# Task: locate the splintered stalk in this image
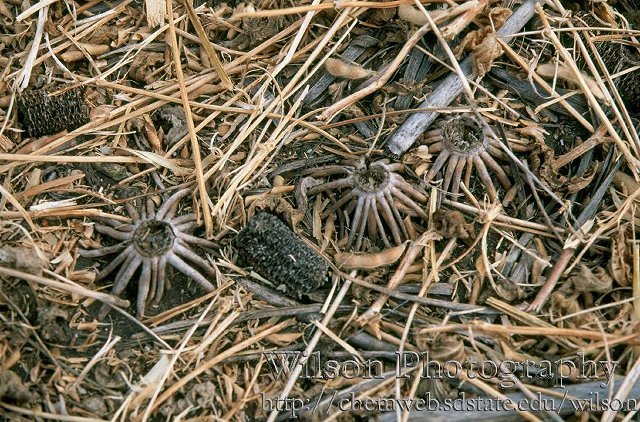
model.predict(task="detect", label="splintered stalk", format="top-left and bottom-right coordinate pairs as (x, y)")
top-left (527, 247), bottom-right (575, 313)
top-left (357, 231), bottom-right (440, 327)
top-left (634, 243), bottom-right (640, 320)
top-left (386, 0), bottom-right (541, 157)
top-left (182, 0), bottom-right (232, 90)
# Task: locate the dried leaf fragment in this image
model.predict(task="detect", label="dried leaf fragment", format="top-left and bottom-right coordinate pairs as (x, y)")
top-left (537, 62), bottom-right (606, 100)
top-left (478, 7), bottom-right (512, 29)
top-left (325, 58), bottom-right (373, 80)
top-left (130, 51), bottom-right (164, 85)
top-left (157, 106), bottom-right (188, 145)
top-left (472, 32), bottom-right (503, 77)
top-left (0, 246), bottom-right (47, 276)
top-left (457, 27), bottom-right (504, 77)
top-left (539, 157), bottom-right (598, 194)
top-left (564, 264), bottom-right (613, 293)
top-left (433, 210), bottom-right (475, 239)
top-left (334, 244), bottom-right (407, 270)
top-left (610, 225), bottom-right (632, 286)
top-left (551, 292), bottom-right (594, 327)
top-left (0, 369), bottom-right (31, 404)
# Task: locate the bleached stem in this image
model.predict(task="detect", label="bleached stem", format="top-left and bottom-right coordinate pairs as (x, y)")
top-left (17, 5), bottom-right (49, 90)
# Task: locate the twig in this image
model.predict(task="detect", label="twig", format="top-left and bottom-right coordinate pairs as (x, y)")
top-left (386, 0), bottom-right (541, 157)
top-left (166, 0), bottom-right (213, 237)
top-left (527, 159), bottom-right (622, 312)
top-left (266, 274), bottom-right (353, 422)
top-left (356, 231), bottom-right (440, 326)
top-left (17, 5), bottom-right (48, 89)
top-left (0, 266), bottom-right (128, 307)
top-left (183, 0), bottom-right (232, 89)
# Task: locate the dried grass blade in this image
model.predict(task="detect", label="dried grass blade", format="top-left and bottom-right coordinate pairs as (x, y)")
top-left (151, 319), bottom-right (293, 412)
top-left (634, 243), bottom-right (640, 320)
top-left (0, 265), bottom-right (129, 307)
top-left (182, 0), bottom-right (232, 89)
top-left (15, 173), bottom-right (84, 200)
top-left (0, 184), bottom-right (36, 232)
top-left (123, 148), bottom-right (190, 176)
top-left (601, 353), bottom-right (640, 422)
top-left (486, 297), bottom-right (574, 349)
top-left (267, 277), bottom-right (353, 422)
top-left (15, 0), bottom-right (56, 22)
top-left (536, 3), bottom-right (640, 175)
top-left (0, 154), bottom-right (145, 164)
top-left (17, 5), bottom-right (48, 89)
top-left (312, 320), bottom-right (363, 362)
top-left (166, 0), bottom-right (213, 237)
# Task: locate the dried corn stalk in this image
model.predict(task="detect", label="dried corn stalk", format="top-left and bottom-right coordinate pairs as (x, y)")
top-left (145, 0), bottom-right (166, 28)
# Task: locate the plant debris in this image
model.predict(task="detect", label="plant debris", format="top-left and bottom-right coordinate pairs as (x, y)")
top-left (0, 369), bottom-right (31, 405)
top-left (234, 212), bottom-right (328, 298)
top-left (0, 246), bottom-right (47, 275)
top-left (17, 85), bottom-right (90, 138)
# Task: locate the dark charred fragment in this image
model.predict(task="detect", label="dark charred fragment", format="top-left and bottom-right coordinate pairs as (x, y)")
top-left (17, 84), bottom-right (89, 138)
top-left (590, 40), bottom-right (640, 112)
top-left (574, 12), bottom-right (640, 112)
top-left (233, 212), bottom-right (328, 299)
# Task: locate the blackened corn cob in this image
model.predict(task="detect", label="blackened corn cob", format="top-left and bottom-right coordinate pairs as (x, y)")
top-left (593, 41), bottom-right (640, 112)
top-left (17, 84), bottom-right (89, 138)
top-left (575, 13), bottom-right (640, 112)
top-left (234, 212), bottom-right (328, 298)
top-left (616, 58), bottom-right (640, 113)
